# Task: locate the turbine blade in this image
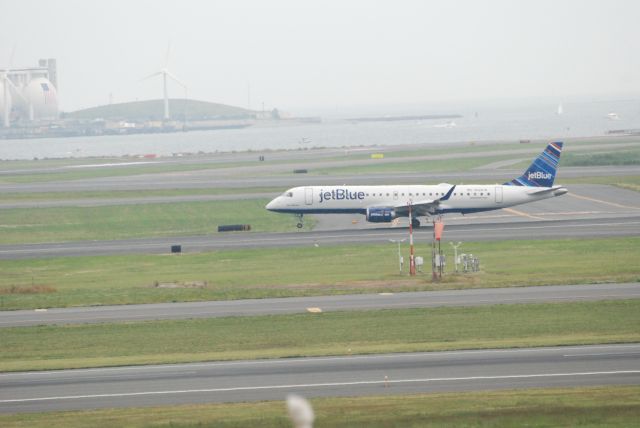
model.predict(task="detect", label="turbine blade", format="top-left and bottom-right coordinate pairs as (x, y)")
top-left (164, 40), bottom-right (172, 68)
top-left (139, 71), bottom-right (162, 82)
top-left (165, 71), bottom-right (186, 88)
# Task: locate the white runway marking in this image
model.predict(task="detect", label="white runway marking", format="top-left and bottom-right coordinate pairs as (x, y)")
top-left (3, 344), bottom-right (639, 378)
top-left (65, 162), bottom-right (164, 169)
top-left (2, 370), bottom-right (639, 404)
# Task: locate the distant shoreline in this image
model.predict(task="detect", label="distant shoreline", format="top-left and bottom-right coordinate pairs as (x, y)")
top-left (348, 114), bottom-right (462, 123)
top-left (1, 134), bottom-right (636, 163)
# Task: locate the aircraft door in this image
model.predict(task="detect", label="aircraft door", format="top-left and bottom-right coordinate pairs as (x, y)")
top-left (305, 187), bottom-right (313, 205)
top-left (495, 186), bottom-right (503, 203)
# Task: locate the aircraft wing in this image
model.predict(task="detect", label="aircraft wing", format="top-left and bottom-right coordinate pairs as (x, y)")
top-left (393, 185), bottom-right (456, 216)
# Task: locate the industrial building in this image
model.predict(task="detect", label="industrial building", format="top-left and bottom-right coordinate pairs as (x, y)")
top-left (1, 58), bottom-right (59, 127)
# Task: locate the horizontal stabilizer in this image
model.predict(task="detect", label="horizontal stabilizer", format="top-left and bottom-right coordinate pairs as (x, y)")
top-left (526, 185), bottom-right (563, 194)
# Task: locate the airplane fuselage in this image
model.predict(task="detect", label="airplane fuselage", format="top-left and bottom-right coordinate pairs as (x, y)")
top-left (266, 142), bottom-right (567, 226)
top-left (266, 183), bottom-right (567, 216)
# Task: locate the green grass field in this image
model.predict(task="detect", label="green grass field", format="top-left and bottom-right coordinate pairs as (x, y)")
top-left (1, 386), bottom-right (638, 427)
top-left (0, 161), bottom-right (259, 184)
top-left (0, 199), bottom-right (316, 244)
top-left (312, 153), bottom-right (522, 175)
top-left (314, 141), bottom-right (553, 162)
top-left (558, 175), bottom-right (640, 194)
top-left (1, 237), bottom-right (639, 310)
top-left (1, 299), bottom-right (638, 371)
top-left (509, 146), bottom-right (640, 171)
top-left (0, 186), bottom-right (282, 202)
top-left (562, 148), bottom-right (640, 166)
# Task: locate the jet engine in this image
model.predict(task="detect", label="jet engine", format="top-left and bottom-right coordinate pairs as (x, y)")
top-left (366, 206), bottom-right (397, 223)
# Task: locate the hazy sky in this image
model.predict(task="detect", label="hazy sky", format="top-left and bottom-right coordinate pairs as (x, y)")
top-left (2, 0), bottom-right (639, 113)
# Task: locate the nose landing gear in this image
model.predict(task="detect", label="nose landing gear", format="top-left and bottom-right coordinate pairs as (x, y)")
top-left (296, 213), bottom-right (304, 229)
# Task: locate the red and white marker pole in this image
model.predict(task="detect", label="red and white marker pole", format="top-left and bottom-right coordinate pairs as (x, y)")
top-left (408, 202), bottom-right (416, 276)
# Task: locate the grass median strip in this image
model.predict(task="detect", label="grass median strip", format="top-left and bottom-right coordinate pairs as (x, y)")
top-left (1, 237), bottom-right (639, 310)
top-left (312, 154), bottom-right (521, 175)
top-left (1, 299), bottom-right (639, 372)
top-left (1, 386), bottom-right (639, 427)
top-left (0, 162), bottom-right (253, 184)
top-left (0, 199), bottom-right (315, 244)
top-left (559, 174), bottom-right (640, 192)
top-left (0, 187), bottom-right (283, 203)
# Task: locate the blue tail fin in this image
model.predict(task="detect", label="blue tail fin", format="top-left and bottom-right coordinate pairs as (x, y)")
top-left (505, 142), bottom-right (563, 187)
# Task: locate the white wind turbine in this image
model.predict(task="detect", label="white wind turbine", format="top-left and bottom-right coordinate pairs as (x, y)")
top-left (141, 42), bottom-right (187, 121)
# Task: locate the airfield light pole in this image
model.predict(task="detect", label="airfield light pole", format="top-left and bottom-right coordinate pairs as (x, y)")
top-left (431, 218), bottom-right (437, 281)
top-left (408, 202), bottom-right (416, 276)
top-left (437, 217), bottom-right (443, 279)
top-left (389, 238), bottom-right (406, 274)
top-left (450, 241), bottom-right (462, 273)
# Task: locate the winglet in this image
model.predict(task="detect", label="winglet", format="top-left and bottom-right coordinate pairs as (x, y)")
top-left (439, 185), bottom-right (456, 201)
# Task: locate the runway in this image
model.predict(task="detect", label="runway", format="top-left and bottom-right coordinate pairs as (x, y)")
top-left (1, 215), bottom-right (639, 260)
top-left (1, 283), bottom-right (638, 328)
top-left (1, 165), bottom-right (638, 193)
top-left (1, 344), bottom-right (639, 413)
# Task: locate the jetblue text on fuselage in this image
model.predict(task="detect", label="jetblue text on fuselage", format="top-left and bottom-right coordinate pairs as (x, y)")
top-left (319, 188), bottom-right (366, 203)
top-left (528, 171), bottom-right (552, 180)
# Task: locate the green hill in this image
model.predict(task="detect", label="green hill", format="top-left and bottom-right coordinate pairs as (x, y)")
top-left (66, 99), bottom-right (254, 121)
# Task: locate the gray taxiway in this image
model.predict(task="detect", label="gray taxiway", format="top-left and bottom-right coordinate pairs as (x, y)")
top-left (1, 344), bottom-right (639, 413)
top-left (1, 283), bottom-right (638, 328)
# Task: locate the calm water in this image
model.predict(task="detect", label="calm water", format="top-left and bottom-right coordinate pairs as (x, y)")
top-left (1, 99), bottom-right (639, 160)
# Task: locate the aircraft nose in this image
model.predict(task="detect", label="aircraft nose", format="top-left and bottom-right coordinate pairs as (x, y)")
top-left (265, 198), bottom-right (278, 211)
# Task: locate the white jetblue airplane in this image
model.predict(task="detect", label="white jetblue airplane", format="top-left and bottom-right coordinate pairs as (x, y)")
top-left (266, 142), bottom-right (567, 228)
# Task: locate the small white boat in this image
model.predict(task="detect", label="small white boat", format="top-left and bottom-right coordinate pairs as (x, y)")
top-left (433, 121), bottom-right (457, 128)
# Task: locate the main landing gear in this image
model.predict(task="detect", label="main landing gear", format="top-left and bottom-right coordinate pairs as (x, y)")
top-left (296, 213), bottom-right (304, 229)
top-left (411, 217), bottom-right (421, 229)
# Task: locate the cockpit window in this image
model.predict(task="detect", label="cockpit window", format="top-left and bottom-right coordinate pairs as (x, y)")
top-left (283, 191), bottom-right (294, 197)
